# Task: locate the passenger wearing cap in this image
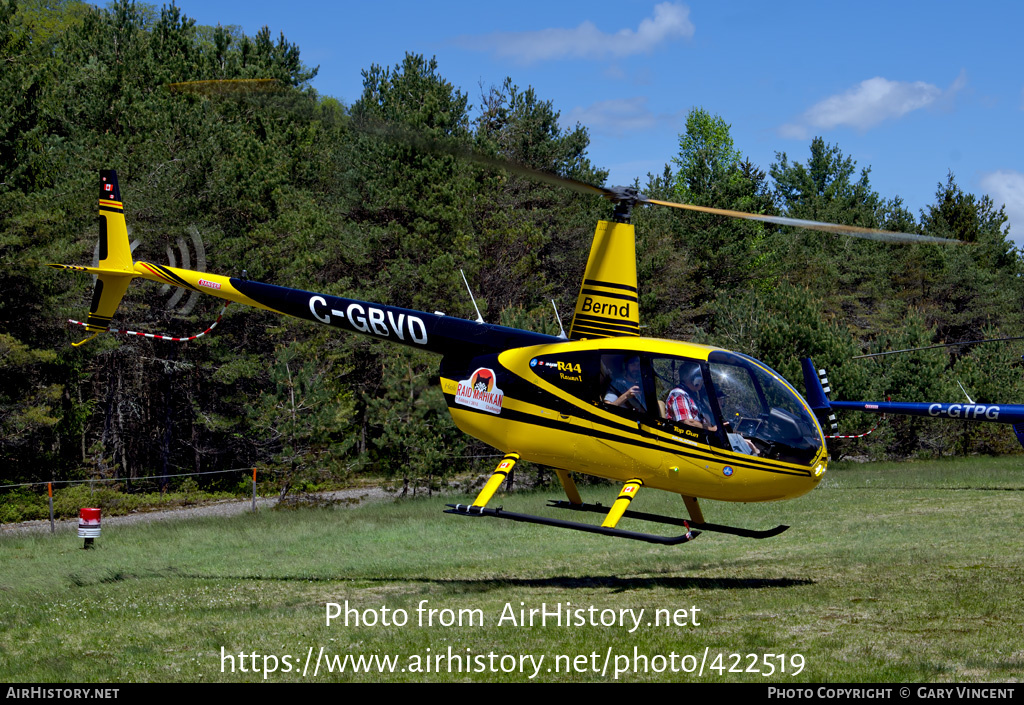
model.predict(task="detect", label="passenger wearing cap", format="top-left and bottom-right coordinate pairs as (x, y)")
top-left (665, 366), bottom-right (717, 432)
top-left (665, 364), bottom-right (760, 455)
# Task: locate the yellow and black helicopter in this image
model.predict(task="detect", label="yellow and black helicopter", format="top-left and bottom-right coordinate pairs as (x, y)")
top-left (52, 166), bottom-right (964, 545)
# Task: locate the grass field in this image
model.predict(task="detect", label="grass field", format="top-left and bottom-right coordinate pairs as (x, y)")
top-left (1, 457), bottom-right (1022, 683)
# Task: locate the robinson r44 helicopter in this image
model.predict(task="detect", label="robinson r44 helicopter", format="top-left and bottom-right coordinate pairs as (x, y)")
top-left (53, 167), bottom-right (966, 546)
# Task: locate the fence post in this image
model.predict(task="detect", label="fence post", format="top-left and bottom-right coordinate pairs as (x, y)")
top-left (251, 468), bottom-right (257, 512)
top-left (48, 482), bottom-right (54, 534)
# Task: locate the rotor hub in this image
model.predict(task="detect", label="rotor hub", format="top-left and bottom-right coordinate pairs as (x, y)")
top-left (604, 186), bottom-right (648, 223)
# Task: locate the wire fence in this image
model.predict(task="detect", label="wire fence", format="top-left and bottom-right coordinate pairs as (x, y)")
top-left (0, 467), bottom-right (257, 491)
top-left (3, 466), bottom-right (495, 530)
top-left (1, 452), bottom-right (511, 532)
top-left (0, 453), bottom-right (506, 491)
top-left (1, 467), bottom-right (265, 533)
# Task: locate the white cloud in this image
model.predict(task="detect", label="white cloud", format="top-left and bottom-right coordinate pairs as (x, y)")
top-left (565, 97), bottom-right (681, 137)
top-left (780, 71), bottom-right (966, 136)
top-left (806, 77), bottom-right (940, 131)
top-left (459, 3), bottom-right (694, 64)
top-left (980, 170), bottom-right (1024, 247)
top-left (777, 122), bottom-right (809, 140)
top-left (949, 68), bottom-right (968, 95)
top-left (567, 98), bottom-right (654, 133)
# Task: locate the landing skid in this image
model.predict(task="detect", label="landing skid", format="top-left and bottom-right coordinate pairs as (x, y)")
top-left (444, 503), bottom-right (700, 546)
top-left (546, 500), bottom-right (789, 539)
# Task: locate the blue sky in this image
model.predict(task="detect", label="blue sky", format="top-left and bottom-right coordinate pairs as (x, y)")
top-left (167, 0), bottom-right (1024, 245)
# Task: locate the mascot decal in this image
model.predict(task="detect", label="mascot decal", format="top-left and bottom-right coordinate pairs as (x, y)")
top-left (455, 367), bottom-right (505, 415)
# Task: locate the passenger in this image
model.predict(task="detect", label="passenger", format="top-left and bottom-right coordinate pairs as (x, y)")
top-left (666, 365), bottom-right (759, 455)
top-left (604, 355), bottom-right (645, 412)
top-left (665, 366), bottom-right (717, 432)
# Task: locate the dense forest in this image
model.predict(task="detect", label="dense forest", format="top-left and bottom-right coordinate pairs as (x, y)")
top-left (2, 0), bottom-right (1022, 510)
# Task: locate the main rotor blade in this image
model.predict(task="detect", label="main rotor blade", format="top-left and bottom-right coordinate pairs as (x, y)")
top-left (645, 199), bottom-right (954, 244)
top-left (353, 117), bottom-right (614, 198)
top-left (469, 150), bottom-right (955, 243)
top-left (351, 119), bottom-right (959, 244)
top-left (462, 150), bottom-right (611, 198)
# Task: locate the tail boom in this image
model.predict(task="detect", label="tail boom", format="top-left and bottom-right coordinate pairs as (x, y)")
top-left (130, 262), bottom-right (275, 313)
top-left (53, 170), bottom-right (561, 355)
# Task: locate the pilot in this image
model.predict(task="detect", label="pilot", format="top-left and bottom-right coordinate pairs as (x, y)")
top-left (665, 365), bottom-right (717, 432)
top-left (604, 355), bottom-right (645, 412)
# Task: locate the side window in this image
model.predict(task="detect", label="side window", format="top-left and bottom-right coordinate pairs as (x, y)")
top-left (650, 356), bottom-right (726, 447)
top-left (598, 353), bottom-right (649, 415)
top-left (651, 357), bottom-right (685, 417)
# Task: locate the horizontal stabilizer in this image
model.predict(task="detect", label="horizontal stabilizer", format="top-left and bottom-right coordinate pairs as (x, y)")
top-left (48, 264), bottom-right (137, 277)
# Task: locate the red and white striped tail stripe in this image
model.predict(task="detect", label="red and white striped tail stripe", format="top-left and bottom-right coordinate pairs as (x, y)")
top-left (68, 301), bottom-right (230, 342)
top-left (825, 419), bottom-right (882, 440)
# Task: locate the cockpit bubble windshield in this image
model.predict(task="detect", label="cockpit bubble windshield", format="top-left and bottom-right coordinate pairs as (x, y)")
top-left (707, 351), bottom-right (823, 466)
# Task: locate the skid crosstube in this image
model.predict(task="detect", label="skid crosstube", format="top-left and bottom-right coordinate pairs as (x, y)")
top-left (546, 500), bottom-right (789, 539)
top-left (444, 503), bottom-right (700, 546)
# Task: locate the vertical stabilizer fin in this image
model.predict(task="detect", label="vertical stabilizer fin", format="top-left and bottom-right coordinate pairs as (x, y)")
top-left (568, 220), bottom-right (640, 339)
top-left (801, 357), bottom-right (838, 434)
top-left (97, 170), bottom-right (134, 273)
top-left (50, 170), bottom-right (137, 344)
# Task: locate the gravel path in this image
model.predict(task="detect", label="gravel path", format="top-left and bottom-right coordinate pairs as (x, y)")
top-left (0, 486), bottom-right (401, 537)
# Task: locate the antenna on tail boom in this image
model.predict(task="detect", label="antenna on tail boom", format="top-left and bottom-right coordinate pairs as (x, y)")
top-left (460, 269), bottom-right (485, 324)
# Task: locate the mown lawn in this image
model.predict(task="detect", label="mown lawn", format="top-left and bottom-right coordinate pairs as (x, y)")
top-left (1, 456), bottom-right (1022, 682)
